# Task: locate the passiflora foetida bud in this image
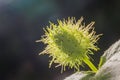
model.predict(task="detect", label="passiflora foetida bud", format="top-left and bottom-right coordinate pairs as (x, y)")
top-left (37, 17), bottom-right (102, 73)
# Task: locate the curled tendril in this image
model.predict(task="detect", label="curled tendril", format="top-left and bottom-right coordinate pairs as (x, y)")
top-left (37, 17), bottom-right (102, 73)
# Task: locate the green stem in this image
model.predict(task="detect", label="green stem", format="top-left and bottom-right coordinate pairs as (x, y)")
top-left (83, 58), bottom-right (98, 73)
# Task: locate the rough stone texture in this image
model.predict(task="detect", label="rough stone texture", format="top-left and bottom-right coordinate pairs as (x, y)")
top-left (95, 52), bottom-right (120, 80)
top-left (64, 72), bottom-right (87, 80)
top-left (64, 39), bottom-right (120, 80)
top-left (102, 39), bottom-right (120, 60)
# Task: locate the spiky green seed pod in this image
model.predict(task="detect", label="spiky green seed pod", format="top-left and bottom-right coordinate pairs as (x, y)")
top-left (37, 17), bottom-right (101, 73)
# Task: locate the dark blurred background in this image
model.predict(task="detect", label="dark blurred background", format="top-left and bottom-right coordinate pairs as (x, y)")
top-left (0, 0), bottom-right (120, 80)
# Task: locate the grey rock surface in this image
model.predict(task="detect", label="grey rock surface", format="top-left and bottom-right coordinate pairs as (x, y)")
top-left (103, 39), bottom-right (120, 60)
top-left (95, 52), bottom-right (120, 80)
top-left (64, 39), bottom-right (120, 80)
top-left (64, 72), bottom-right (87, 80)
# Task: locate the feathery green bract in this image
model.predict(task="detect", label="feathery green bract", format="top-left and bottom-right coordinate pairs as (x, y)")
top-left (98, 56), bottom-right (106, 69)
top-left (37, 17), bottom-right (101, 73)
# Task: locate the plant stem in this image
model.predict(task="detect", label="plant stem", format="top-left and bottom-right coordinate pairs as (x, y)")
top-left (83, 58), bottom-right (98, 73)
